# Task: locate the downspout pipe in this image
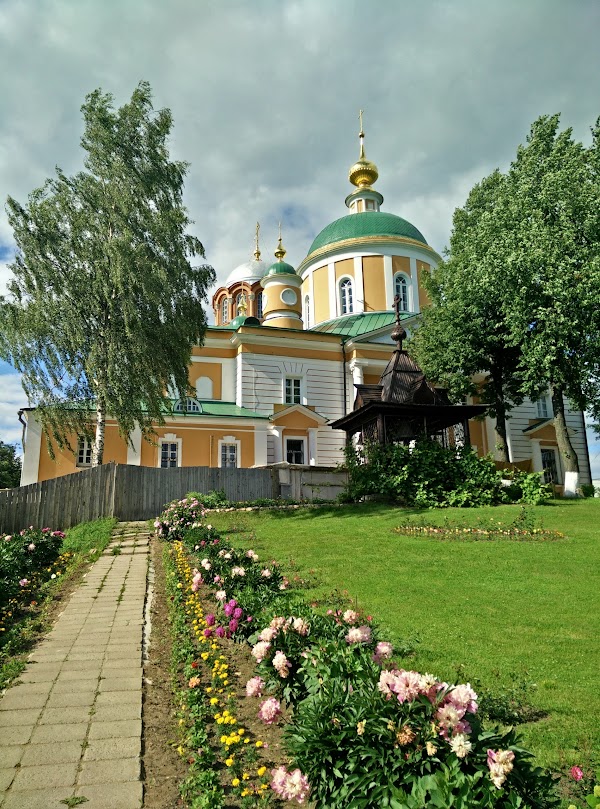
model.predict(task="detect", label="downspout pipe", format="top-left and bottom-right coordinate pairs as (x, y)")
top-left (18, 409), bottom-right (27, 450)
top-left (341, 337), bottom-right (348, 416)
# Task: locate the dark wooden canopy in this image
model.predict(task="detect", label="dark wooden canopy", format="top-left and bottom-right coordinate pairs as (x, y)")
top-left (330, 297), bottom-right (487, 446)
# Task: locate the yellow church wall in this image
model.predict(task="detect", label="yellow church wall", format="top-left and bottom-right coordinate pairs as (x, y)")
top-left (312, 266), bottom-right (329, 325)
top-left (363, 373), bottom-right (380, 385)
top-left (468, 419), bottom-right (487, 455)
top-left (418, 262), bottom-right (431, 308)
top-left (188, 363), bottom-right (222, 400)
top-left (239, 343), bottom-right (341, 362)
top-left (140, 424), bottom-right (256, 468)
top-left (362, 256), bottom-right (386, 311)
top-left (37, 424), bottom-right (128, 482)
top-left (191, 346), bottom-right (236, 359)
top-left (335, 258), bottom-right (354, 281)
top-left (273, 412), bottom-right (320, 429)
top-left (392, 255), bottom-right (411, 276)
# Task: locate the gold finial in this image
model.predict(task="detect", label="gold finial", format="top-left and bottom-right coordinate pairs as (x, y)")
top-left (358, 109), bottom-right (365, 158)
top-left (348, 108), bottom-right (379, 188)
top-left (253, 222), bottom-right (261, 261)
top-left (274, 221), bottom-right (286, 261)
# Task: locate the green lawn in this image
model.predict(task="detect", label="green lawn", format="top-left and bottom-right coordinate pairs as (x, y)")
top-left (210, 500), bottom-right (600, 773)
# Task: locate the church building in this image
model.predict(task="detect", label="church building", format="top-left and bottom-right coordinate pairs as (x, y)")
top-left (19, 125), bottom-right (592, 489)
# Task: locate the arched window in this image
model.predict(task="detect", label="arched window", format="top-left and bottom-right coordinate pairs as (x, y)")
top-left (196, 376), bottom-right (213, 400)
top-left (304, 295), bottom-right (311, 327)
top-left (221, 298), bottom-right (229, 325)
top-left (257, 292), bottom-right (264, 319)
top-left (394, 274), bottom-right (410, 312)
top-left (339, 278), bottom-right (354, 315)
top-left (174, 398), bottom-right (202, 413)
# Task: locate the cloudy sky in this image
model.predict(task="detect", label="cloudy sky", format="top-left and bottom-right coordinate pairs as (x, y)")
top-left (0, 0), bottom-right (598, 477)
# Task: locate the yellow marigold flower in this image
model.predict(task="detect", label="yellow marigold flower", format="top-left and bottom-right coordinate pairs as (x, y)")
top-left (257, 766), bottom-right (266, 776)
top-left (243, 738), bottom-right (250, 744)
top-left (177, 745), bottom-right (185, 756)
top-left (241, 789), bottom-right (250, 797)
top-left (232, 778), bottom-right (240, 787)
top-left (178, 718), bottom-right (185, 726)
top-left (255, 740), bottom-right (263, 748)
top-left (210, 697), bottom-right (218, 705)
top-left (220, 735), bottom-right (228, 744)
top-left (242, 772), bottom-right (249, 780)
top-left (225, 757), bottom-right (234, 767)
top-left (237, 728), bottom-right (245, 735)
top-left (222, 710), bottom-right (229, 717)
top-left (201, 652), bottom-right (209, 660)
top-left (205, 686), bottom-right (212, 693)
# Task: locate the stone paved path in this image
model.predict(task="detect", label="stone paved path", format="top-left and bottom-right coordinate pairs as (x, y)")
top-left (0, 522), bottom-right (150, 809)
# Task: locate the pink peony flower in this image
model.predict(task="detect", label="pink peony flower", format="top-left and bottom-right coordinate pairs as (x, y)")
top-left (372, 641), bottom-right (393, 664)
top-left (231, 566), bottom-right (246, 577)
top-left (233, 607), bottom-right (243, 619)
top-left (215, 590), bottom-right (227, 601)
top-left (245, 676), bottom-right (265, 697)
top-left (19, 579), bottom-right (29, 587)
top-left (259, 626), bottom-right (278, 643)
top-left (345, 625), bottom-right (372, 644)
top-left (205, 613), bottom-right (215, 626)
top-left (258, 697), bottom-right (282, 725)
top-left (270, 766), bottom-right (310, 803)
top-left (228, 618), bottom-right (239, 633)
top-left (292, 617), bottom-right (310, 636)
top-left (215, 626), bottom-right (225, 638)
top-left (252, 641), bottom-right (271, 662)
top-left (261, 568), bottom-right (272, 578)
top-left (246, 549), bottom-right (259, 561)
top-left (27, 543), bottom-right (36, 551)
top-left (273, 651), bottom-right (291, 678)
top-left (570, 766), bottom-right (584, 781)
top-left (343, 609), bottom-right (359, 624)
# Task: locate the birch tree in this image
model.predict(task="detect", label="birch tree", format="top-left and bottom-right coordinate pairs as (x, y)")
top-left (0, 82), bottom-right (215, 464)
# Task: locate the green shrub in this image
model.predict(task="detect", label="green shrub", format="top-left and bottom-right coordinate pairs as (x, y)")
top-left (186, 489), bottom-right (228, 509)
top-left (580, 483), bottom-right (597, 498)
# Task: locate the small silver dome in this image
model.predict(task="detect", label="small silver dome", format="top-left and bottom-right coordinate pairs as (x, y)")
top-left (224, 259), bottom-right (268, 286)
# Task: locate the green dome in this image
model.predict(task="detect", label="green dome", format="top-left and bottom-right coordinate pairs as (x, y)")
top-left (230, 315), bottom-right (260, 329)
top-left (267, 260), bottom-right (296, 276)
top-left (307, 212), bottom-right (427, 257)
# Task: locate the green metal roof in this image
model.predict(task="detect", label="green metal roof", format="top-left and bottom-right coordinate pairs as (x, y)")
top-left (170, 400), bottom-right (268, 419)
top-left (267, 260), bottom-right (296, 276)
top-left (310, 311), bottom-right (412, 337)
top-left (307, 212), bottom-right (427, 257)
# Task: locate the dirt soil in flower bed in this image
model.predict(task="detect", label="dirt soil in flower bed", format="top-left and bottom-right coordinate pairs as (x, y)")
top-left (143, 537), bottom-right (188, 808)
top-left (144, 537), bottom-right (296, 808)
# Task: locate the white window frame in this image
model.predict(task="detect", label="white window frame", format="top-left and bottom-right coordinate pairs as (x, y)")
top-left (221, 297), bottom-right (229, 325)
top-left (339, 276), bottom-right (354, 315)
top-left (304, 295), bottom-right (311, 327)
top-left (285, 435), bottom-right (307, 465)
top-left (541, 447), bottom-right (561, 484)
top-left (257, 292), bottom-right (264, 319)
top-left (394, 273), bottom-right (411, 312)
top-left (158, 434), bottom-right (182, 468)
top-left (77, 437), bottom-right (93, 467)
top-left (535, 394), bottom-right (552, 419)
top-left (284, 376), bottom-right (302, 405)
top-left (218, 436), bottom-right (240, 469)
top-left (174, 397), bottom-right (202, 413)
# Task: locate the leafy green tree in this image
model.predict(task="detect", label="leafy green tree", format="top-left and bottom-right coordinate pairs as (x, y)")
top-left (502, 115), bottom-right (600, 474)
top-left (0, 440), bottom-right (21, 488)
top-left (0, 82), bottom-right (215, 465)
top-left (410, 170), bottom-right (528, 462)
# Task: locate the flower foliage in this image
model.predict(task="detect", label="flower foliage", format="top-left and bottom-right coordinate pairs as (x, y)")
top-left (343, 439), bottom-right (550, 508)
top-left (0, 527), bottom-right (66, 616)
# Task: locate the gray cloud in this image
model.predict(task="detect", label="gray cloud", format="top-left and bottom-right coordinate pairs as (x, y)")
top-left (0, 0), bottom-right (598, 457)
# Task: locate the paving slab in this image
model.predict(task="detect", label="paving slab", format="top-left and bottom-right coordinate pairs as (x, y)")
top-left (0, 522), bottom-right (149, 807)
top-left (74, 781), bottom-right (143, 809)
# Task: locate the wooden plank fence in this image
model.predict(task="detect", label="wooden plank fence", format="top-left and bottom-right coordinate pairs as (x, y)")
top-left (0, 463), bottom-right (275, 534)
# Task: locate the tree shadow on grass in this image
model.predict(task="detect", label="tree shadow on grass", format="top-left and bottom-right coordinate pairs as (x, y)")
top-left (265, 502), bottom-right (429, 521)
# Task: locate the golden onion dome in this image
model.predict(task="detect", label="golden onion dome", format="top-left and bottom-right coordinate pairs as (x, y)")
top-left (348, 143), bottom-right (379, 188)
top-left (348, 111), bottom-right (379, 188)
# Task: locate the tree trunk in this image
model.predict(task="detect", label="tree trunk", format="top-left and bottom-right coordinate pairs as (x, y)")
top-left (92, 395), bottom-right (105, 466)
top-left (551, 384), bottom-right (579, 473)
top-left (493, 392), bottom-right (511, 463)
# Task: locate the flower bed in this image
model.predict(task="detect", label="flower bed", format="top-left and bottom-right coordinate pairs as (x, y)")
top-left (158, 496), bottom-right (560, 808)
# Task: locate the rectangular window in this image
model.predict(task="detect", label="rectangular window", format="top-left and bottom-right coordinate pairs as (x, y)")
top-left (285, 377), bottom-right (301, 404)
top-left (535, 395), bottom-right (552, 419)
top-left (221, 443), bottom-right (237, 469)
top-left (77, 438), bottom-right (93, 466)
top-left (541, 448), bottom-right (559, 484)
top-left (286, 439), bottom-right (305, 464)
top-left (160, 441), bottom-right (179, 468)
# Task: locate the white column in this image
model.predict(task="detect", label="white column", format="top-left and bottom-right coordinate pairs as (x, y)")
top-left (383, 255), bottom-right (393, 310)
top-left (308, 428), bottom-right (319, 466)
top-left (530, 439), bottom-right (543, 473)
top-left (221, 357), bottom-right (236, 402)
top-left (328, 262), bottom-right (336, 319)
top-left (354, 256), bottom-right (364, 313)
top-left (235, 353), bottom-right (244, 407)
top-left (350, 361), bottom-right (364, 386)
top-left (126, 425), bottom-right (142, 466)
top-left (20, 412), bottom-right (42, 485)
top-left (308, 270), bottom-right (315, 328)
top-left (409, 257), bottom-right (419, 313)
top-left (253, 423), bottom-right (268, 467)
top-left (270, 426), bottom-right (283, 463)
